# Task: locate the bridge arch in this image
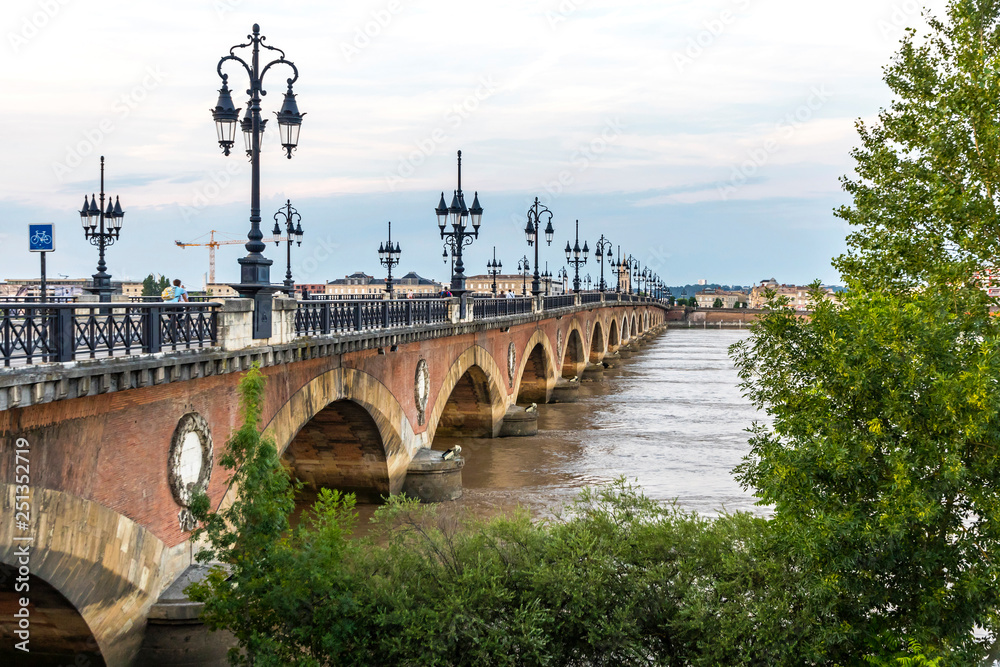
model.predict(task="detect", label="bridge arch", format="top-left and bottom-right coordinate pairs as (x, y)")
top-left (631, 314), bottom-right (638, 337)
top-left (427, 345), bottom-right (508, 442)
top-left (589, 319), bottom-right (606, 362)
top-left (619, 315), bottom-right (630, 343)
top-left (259, 367), bottom-right (414, 504)
top-left (608, 318), bottom-right (620, 350)
top-left (516, 329), bottom-right (557, 404)
top-left (0, 488), bottom-right (164, 667)
top-left (561, 320), bottom-right (587, 378)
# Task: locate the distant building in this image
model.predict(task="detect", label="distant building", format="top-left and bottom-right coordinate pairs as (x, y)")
top-left (325, 271), bottom-right (443, 297)
top-left (1, 278), bottom-right (139, 298)
top-left (295, 283), bottom-right (327, 298)
top-left (749, 278), bottom-right (839, 310)
top-left (695, 287), bottom-right (749, 309)
top-left (464, 273), bottom-right (567, 296)
top-left (205, 283), bottom-right (240, 297)
top-left (393, 272), bottom-right (443, 296)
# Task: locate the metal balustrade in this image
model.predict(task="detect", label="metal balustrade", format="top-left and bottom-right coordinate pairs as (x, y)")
top-left (0, 296), bottom-right (77, 304)
top-left (0, 303), bottom-right (219, 367)
top-left (543, 294), bottom-right (575, 309)
top-left (472, 297), bottom-right (533, 319)
top-left (294, 299), bottom-right (451, 336)
top-left (2, 290), bottom-right (667, 367)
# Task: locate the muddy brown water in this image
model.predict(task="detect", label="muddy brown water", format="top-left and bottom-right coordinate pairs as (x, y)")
top-left (336, 329), bottom-right (767, 536)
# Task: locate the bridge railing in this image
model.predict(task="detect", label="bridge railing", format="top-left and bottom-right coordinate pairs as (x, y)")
top-left (128, 295), bottom-right (240, 303)
top-left (0, 302), bottom-right (220, 367)
top-left (294, 298), bottom-right (451, 336)
top-left (472, 297), bottom-right (533, 319)
top-left (543, 294), bottom-right (575, 309)
top-left (0, 296), bottom-right (78, 304)
top-left (580, 292), bottom-right (602, 304)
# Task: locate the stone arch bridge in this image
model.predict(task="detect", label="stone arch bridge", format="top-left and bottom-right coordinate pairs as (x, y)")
top-left (0, 293), bottom-right (667, 665)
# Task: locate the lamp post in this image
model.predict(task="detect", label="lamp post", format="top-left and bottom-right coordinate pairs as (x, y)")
top-left (557, 267), bottom-right (569, 294)
top-left (271, 199), bottom-right (303, 290)
top-left (584, 273), bottom-right (592, 291)
top-left (542, 262), bottom-right (552, 296)
top-left (563, 219), bottom-right (589, 293)
top-left (79, 156), bottom-right (125, 302)
top-left (523, 197), bottom-right (554, 296)
top-left (212, 23), bottom-right (304, 338)
top-left (487, 246), bottom-right (502, 296)
top-left (435, 150), bottom-right (483, 296)
top-left (593, 235), bottom-right (612, 293)
top-left (378, 221), bottom-right (402, 298)
top-left (517, 255), bottom-right (530, 296)
top-left (621, 253), bottom-right (636, 294)
top-left (609, 245), bottom-right (625, 294)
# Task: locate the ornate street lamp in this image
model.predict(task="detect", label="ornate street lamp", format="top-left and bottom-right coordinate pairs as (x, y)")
top-left (212, 23), bottom-right (304, 337)
top-left (523, 197), bottom-right (554, 296)
top-left (541, 262), bottom-right (553, 296)
top-left (584, 274), bottom-right (592, 290)
top-left (435, 150), bottom-right (482, 296)
top-left (517, 255), bottom-right (530, 296)
top-left (557, 267), bottom-right (569, 294)
top-left (563, 219), bottom-right (589, 293)
top-left (487, 246), bottom-right (503, 296)
top-left (609, 245), bottom-right (626, 294)
top-left (271, 199), bottom-right (303, 291)
top-left (593, 235), bottom-right (612, 293)
top-left (378, 220), bottom-right (402, 298)
top-left (79, 156), bottom-right (125, 302)
top-left (628, 257), bottom-right (641, 295)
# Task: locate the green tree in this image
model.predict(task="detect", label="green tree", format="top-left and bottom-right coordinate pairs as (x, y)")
top-left (712, 297), bottom-right (724, 308)
top-left (732, 2), bottom-right (1000, 662)
top-left (185, 366), bottom-right (823, 666)
top-left (141, 273), bottom-right (169, 297)
top-left (834, 0), bottom-right (1000, 291)
top-left (187, 366), bottom-right (358, 666)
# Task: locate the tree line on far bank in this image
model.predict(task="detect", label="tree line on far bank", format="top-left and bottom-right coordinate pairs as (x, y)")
top-left (187, 2), bottom-right (1000, 664)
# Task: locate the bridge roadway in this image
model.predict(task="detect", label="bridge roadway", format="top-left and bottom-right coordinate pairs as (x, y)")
top-left (0, 292), bottom-right (670, 666)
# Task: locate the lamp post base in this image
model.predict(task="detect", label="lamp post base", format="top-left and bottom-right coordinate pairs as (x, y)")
top-left (88, 272), bottom-right (114, 303)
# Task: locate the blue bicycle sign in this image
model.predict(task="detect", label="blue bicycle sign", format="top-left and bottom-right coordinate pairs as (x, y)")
top-left (29, 224), bottom-right (55, 252)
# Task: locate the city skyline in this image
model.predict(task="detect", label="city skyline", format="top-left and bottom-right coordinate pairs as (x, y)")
top-left (0, 0), bottom-right (947, 288)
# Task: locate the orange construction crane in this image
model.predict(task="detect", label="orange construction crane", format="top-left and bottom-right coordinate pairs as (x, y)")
top-left (175, 230), bottom-right (287, 285)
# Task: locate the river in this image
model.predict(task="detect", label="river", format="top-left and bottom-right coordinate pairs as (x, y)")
top-left (355, 328), bottom-right (768, 529)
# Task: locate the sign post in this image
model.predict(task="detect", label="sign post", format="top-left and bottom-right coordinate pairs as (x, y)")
top-left (29, 224), bottom-right (55, 302)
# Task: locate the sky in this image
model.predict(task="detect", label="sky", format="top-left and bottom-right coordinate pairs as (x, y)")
top-left (0, 0), bottom-right (951, 289)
